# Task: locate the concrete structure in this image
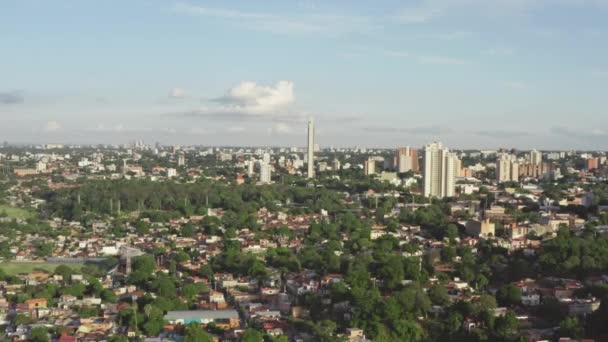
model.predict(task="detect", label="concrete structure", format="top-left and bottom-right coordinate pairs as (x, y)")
top-left (586, 157), bottom-right (600, 170)
top-left (364, 159), bottom-right (376, 176)
top-left (247, 159), bottom-right (255, 176)
top-left (396, 147), bottom-right (419, 173)
top-left (332, 159), bottom-right (341, 171)
top-left (164, 310), bottom-right (240, 329)
top-left (260, 163), bottom-right (272, 184)
top-left (521, 294), bottom-right (540, 306)
top-left (529, 149), bottom-right (542, 178)
top-left (496, 153), bottom-right (519, 183)
top-left (166, 168), bottom-right (177, 178)
top-left (423, 142), bottom-right (459, 198)
top-left (465, 219), bottom-right (495, 238)
top-left (307, 118), bottom-right (315, 178)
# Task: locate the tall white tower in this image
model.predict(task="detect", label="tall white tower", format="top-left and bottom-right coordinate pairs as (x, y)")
top-left (529, 149), bottom-right (542, 178)
top-left (259, 163), bottom-right (272, 184)
top-left (496, 153), bottom-right (519, 183)
top-left (423, 142), bottom-right (459, 198)
top-left (307, 118), bottom-right (315, 178)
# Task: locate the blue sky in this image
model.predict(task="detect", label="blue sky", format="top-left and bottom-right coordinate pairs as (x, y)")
top-left (1, 0), bottom-right (607, 149)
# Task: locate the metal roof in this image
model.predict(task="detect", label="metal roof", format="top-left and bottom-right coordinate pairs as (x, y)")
top-left (164, 310), bottom-right (238, 320)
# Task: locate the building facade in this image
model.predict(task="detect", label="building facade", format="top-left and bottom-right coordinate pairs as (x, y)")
top-left (307, 118), bottom-right (315, 178)
top-left (396, 147), bottom-right (419, 173)
top-left (496, 153), bottom-right (519, 183)
top-left (423, 142), bottom-right (459, 198)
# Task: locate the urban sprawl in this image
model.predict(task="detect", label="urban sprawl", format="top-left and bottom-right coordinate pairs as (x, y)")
top-left (1, 120), bottom-right (608, 342)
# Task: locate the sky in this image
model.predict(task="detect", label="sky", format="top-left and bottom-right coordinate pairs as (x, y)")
top-left (1, 0), bottom-right (608, 149)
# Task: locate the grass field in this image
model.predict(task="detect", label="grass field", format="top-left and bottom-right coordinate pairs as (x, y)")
top-left (0, 204), bottom-right (35, 219)
top-left (0, 262), bottom-right (82, 275)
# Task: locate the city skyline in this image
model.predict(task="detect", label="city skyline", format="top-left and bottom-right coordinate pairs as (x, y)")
top-left (2, 0), bottom-right (608, 149)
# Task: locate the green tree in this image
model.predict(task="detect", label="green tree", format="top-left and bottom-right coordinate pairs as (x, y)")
top-left (240, 328), bottom-right (264, 342)
top-left (54, 264), bottom-right (75, 280)
top-left (184, 322), bottom-right (214, 342)
top-left (559, 316), bottom-right (583, 339)
top-left (494, 312), bottom-right (518, 338)
top-left (496, 284), bottom-right (521, 307)
top-left (428, 284), bottom-right (450, 306)
top-left (14, 313), bottom-right (33, 325)
top-left (29, 327), bottom-right (50, 342)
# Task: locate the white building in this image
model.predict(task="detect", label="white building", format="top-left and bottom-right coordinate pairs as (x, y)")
top-left (35, 161), bottom-right (47, 172)
top-left (317, 161), bottom-right (328, 172)
top-left (529, 149), bottom-right (542, 178)
top-left (364, 159), bottom-right (376, 176)
top-left (396, 147), bottom-right (417, 173)
top-left (259, 163), bottom-right (272, 184)
top-left (167, 168), bottom-right (177, 178)
top-left (332, 159), bottom-right (341, 171)
top-left (423, 142), bottom-right (459, 198)
top-left (307, 118), bottom-right (315, 178)
top-left (247, 159), bottom-right (255, 176)
top-left (496, 153), bottom-right (519, 183)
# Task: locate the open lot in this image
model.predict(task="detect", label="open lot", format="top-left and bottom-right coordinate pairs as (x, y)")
top-left (0, 262), bottom-right (82, 275)
top-left (0, 204), bottom-right (35, 219)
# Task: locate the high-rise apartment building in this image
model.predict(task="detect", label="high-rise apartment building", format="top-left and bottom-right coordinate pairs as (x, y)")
top-left (496, 153), bottom-right (519, 183)
top-left (332, 159), bottom-right (341, 171)
top-left (423, 142), bottom-right (459, 198)
top-left (247, 159), bottom-right (255, 176)
top-left (364, 159), bottom-right (376, 176)
top-left (307, 118), bottom-right (315, 178)
top-left (396, 147), bottom-right (419, 173)
top-left (529, 149), bottom-right (542, 178)
top-left (259, 163), bottom-right (272, 184)
top-left (586, 158), bottom-right (600, 171)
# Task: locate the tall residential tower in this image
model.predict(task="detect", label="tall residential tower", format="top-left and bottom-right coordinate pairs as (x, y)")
top-left (423, 142), bottom-right (459, 198)
top-left (307, 118), bottom-right (315, 178)
top-left (529, 149), bottom-right (542, 178)
top-left (396, 147), bottom-right (419, 173)
top-left (496, 153), bottom-right (519, 183)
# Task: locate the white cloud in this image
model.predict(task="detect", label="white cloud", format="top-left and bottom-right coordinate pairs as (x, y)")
top-left (87, 124), bottom-right (127, 133)
top-left (395, 6), bottom-right (442, 24)
top-left (270, 123), bottom-right (292, 135)
top-left (350, 46), bottom-right (469, 67)
top-left (173, 3), bottom-right (374, 36)
top-left (395, 0), bottom-right (608, 24)
top-left (418, 55), bottom-right (468, 65)
top-left (211, 80), bottom-right (295, 116)
top-left (43, 121), bottom-right (62, 132)
top-left (169, 87), bottom-right (186, 98)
